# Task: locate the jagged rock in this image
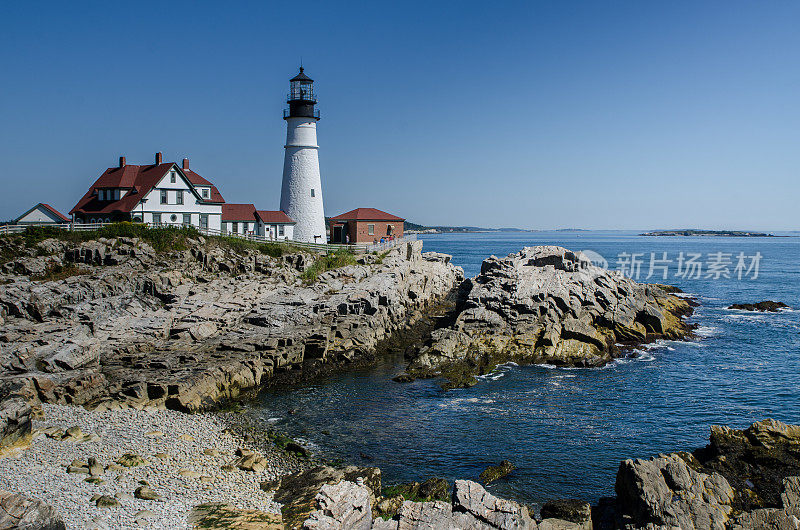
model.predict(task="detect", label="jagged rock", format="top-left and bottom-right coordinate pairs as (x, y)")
top-left (304, 480), bottom-right (372, 530)
top-left (271, 466), bottom-right (381, 529)
top-left (479, 460), bottom-right (515, 485)
top-left (408, 246), bottom-right (693, 386)
top-left (452, 479), bottom-right (534, 529)
top-left (615, 453), bottom-right (734, 529)
top-left (0, 490), bottom-right (66, 529)
top-left (692, 419), bottom-right (800, 512)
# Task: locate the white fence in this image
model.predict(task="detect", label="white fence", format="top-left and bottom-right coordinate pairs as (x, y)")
top-left (0, 222), bottom-right (417, 254)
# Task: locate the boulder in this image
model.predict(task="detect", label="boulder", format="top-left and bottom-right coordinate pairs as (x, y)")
top-left (0, 490), bottom-right (65, 529)
top-left (304, 480), bottom-right (372, 530)
top-left (615, 453), bottom-right (734, 529)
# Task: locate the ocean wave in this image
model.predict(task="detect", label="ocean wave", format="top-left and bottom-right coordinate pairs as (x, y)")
top-left (695, 325), bottom-right (719, 337)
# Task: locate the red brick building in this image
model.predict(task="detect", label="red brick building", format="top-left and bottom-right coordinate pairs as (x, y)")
top-left (329, 208), bottom-right (404, 244)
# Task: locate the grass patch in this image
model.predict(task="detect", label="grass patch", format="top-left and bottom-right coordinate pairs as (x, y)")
top-left (374, 250), bottom-right (390, 264)
top-left (301, 249), bottom-right (357, 284)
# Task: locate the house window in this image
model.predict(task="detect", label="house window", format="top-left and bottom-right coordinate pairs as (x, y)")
top-left (98, 190), bottom-right (104, 201)
top-left (115, 189), bottom-right (120, 200)
top-left (183, 214), bottom-right (191, 225)
top-left (202, 188), bottom-right (209, 199)
top-left (170, 171), bottom-right (176, 183)
top-left (278, 225), bottom-right (284, 236)
top-left (153, 213), bottom-right (161, 224)
top-left (368, 224), bottom-right (375, 235)
top-left (310, 188), bottom-right (315, 197)
top-left (200, 214), bottom-right (208, 229)
top-left (160, 190), bottom-right (168, 204)
top-left (170, 214), bottom-right (178, 223)
top-left (232, 222), bottom-right (238, 234)
top-left (176, 190), bottom-right (183, 205)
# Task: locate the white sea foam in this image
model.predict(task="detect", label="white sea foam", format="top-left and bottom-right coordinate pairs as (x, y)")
top-left (695, 325), bottom-right (719, 337)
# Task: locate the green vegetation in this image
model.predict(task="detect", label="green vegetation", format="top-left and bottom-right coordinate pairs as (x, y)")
top-left (301, 249), bottom-right (357, 283)
top-left (382, 477), bottom-right (450, 503)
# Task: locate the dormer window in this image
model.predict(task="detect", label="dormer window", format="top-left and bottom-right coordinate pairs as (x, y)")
top-left (202, 189), bottom-right (209, 199)
top-left (98, 190), bottom-right (104, 201)
top-left (170, 171), bottom-right (176, 183)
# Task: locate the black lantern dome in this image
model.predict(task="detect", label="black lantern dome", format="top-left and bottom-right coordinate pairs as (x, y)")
top-left (285, 67), bottom-right (319, 120)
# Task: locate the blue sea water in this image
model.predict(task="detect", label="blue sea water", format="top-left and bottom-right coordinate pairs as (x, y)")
top-left (249, 231), bottom-right (800, 506)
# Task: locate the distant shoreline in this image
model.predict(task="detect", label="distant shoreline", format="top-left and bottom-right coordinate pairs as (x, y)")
top-left (639, 229), bottom-right (778, 237)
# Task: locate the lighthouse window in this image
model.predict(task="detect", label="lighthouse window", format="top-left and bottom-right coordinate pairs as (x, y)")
top-left (311, 188), bottom-right (315, 197)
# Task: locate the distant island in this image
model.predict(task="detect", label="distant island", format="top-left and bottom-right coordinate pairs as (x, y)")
top-left (404, 221), bottom-right (527, 234)
top-left (640, 229), bottom-right (775, 237)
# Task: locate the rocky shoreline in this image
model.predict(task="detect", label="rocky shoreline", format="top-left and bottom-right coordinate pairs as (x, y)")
top-left (2, 230), bottom-right (797, 529)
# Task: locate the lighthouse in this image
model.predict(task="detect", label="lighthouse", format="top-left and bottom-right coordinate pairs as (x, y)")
top-left (280, 67), bottom-right (326, 243)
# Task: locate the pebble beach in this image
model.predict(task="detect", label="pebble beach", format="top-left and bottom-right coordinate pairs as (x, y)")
top-left (0, 404), bottom-right (300, 529)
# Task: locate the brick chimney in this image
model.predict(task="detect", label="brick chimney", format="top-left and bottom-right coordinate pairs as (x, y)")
top-left (155, 152), bottom-right (162, 165)
top-left (182, 158), bottom-right (189, 170)
top-left (119, 156), bottom-right (126, 167)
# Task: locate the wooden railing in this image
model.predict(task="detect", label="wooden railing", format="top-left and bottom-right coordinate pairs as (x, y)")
top-left (0, 222), bottom-right (417, 254)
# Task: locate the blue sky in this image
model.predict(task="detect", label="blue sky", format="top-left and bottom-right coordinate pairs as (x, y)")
top-left (1, 1), bottom-right (797, 229)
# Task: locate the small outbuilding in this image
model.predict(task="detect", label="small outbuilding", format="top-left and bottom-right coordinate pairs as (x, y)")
top-left (15, 203), bottom-right (71, 225)
top-left (329, 208), bottom-right (404, 244)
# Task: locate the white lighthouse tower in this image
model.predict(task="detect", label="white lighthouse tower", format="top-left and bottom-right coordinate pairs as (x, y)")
top-left (280, 68), bottom-right (326, 243)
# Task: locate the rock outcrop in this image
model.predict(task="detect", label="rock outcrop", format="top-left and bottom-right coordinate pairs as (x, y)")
top-left (0, 234), bottom-right (462, 447)
top-left (407, 246), bottom-right (694, 387)
top-left (614, 419), bottom-right (800, 529)
top-left (728, 301), bottom-right (790, 312)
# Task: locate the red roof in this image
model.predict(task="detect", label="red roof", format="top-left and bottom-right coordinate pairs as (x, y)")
top-left (256, 210), bottom-right (294, 224)
top-left (184, 170), bottom-right (225, 203)
top-left (70, 163), bottom-right (225, 216)
top-left (39, 203), bottom-right (71, 222)
top-left (222, 203), bottom-right (257, 221)
top-left (330, 208), bottom-right (405, 222)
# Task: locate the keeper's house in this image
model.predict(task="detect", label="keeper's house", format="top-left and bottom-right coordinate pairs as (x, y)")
top-left (70, 153), bottom-right (226, 230)
top-left (329, 208), bottom-right (404, 244)
top-left (15, 203), bottom-right (70, 225)
top-left (221, 204), bottom-right (295, 240)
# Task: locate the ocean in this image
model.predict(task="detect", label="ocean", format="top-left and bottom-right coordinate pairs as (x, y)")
top-left (246, 231), bottom-right (800, 506)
